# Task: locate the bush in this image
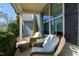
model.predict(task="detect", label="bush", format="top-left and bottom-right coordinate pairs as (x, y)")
top-left (0, 14), bottom-right (19, 56)
top-left (0, 32), bottom-right (16, 56)
top-left (8, 22), bottom-right (19, 37)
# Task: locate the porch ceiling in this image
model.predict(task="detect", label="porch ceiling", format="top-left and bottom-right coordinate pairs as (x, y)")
top-left (12, 3), bottom-right (47, 13)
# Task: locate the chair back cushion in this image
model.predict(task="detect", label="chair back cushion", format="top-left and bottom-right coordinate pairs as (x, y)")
top-left (43, 35), bottom-right (59, 52)
top-left (33, 32), bottom-right (41, 38)
top-left (43, 34), bottom-right (52, 47)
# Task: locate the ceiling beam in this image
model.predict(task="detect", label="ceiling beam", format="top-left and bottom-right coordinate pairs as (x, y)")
top-left (12, 3), bottom-right (23, 13)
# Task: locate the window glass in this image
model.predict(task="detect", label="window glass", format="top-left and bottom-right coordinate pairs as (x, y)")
top-left (50, 4), bottom-right (63, 18)
top-left (51, 17), bottom-right (63, 35)
top-left (42, 7), bottom-right (49, 22)
top-left (51, 20), bottom-right (55, 34)
top-left (44, 22), bottom-right (49, 34)
top-left (41, 3), bottom-right (63, 35)
top-left (41, 7), bottom-right (49, 34)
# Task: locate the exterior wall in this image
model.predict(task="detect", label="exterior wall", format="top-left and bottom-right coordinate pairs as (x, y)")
top-left (78, 4), bottom-right (79, 45)
top-left (22, 13), bottom-right (33, 21)
top-left (65, 3), bottom-right (78, 45)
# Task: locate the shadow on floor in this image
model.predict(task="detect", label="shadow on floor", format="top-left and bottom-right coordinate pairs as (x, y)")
top-left (59, 43), bottom-right (73, 56)
top-left (59, 42), bottom-right (79, 56)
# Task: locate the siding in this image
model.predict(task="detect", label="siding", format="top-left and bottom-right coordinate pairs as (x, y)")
top-left (65, 3), bottom-right (78, 45)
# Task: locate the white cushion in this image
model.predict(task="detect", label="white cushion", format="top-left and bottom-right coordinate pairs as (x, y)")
top-left (43, 35), bottom-right (59, 52)
top-left (33, 32), bottom-right (40, 38)
top-left (31, 47), bottom-right (44, 53)
top-left (16, 41), bottom-right (29, 48)
top-left (43, 34), bottom-right (52, 47)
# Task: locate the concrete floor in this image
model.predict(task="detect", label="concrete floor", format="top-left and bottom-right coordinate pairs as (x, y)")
top-left (15, 48), bottom-right (31, 56)
top-left (59, 42), bottom-right (79, 56)
top-left (15, 42), bottom-right (79, 56)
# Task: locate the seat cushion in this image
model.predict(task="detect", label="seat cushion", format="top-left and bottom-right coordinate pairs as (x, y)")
top-left (31, 47), bottom-right (44, 53)
top-left (43, 35), bottom-right (59, 52)
top-left (16, 41), bottom-right (29, 48)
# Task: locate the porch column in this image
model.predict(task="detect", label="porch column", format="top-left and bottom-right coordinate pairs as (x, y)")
top-left (19, 13), bottom-right (23, 41)
top-left (63, 3), bottom-right (65, 36)
top-left (49, 4), bottom-right (51, 34)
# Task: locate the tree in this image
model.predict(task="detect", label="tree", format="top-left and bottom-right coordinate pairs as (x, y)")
top-left (33, 15), bottom-right (38, 35)
top-left (0, 13), bottom-right (19, 56)
top-left (8, 13), bottom-right (19, 37)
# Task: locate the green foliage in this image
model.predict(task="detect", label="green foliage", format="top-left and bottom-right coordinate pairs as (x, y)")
top-left (0, 14), bottom-right (19, 56)
top-left (0, 32), bottom-right (16, 56)
top-left (51, 4), bottom-right (62, 17)
top-left (33, 15), bottom-right (38, 35)
top-left (8, 14), bottom-right (19, 37)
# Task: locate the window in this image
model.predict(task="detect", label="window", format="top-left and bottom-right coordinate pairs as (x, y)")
top-left (41, 7), bottom-right (49, 34)
top-left (41, 3), bottom-right (64, 35)
top-left (50, 4), bottom-right (63, 36)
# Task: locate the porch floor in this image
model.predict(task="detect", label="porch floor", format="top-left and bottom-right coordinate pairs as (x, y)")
top-left (15, 48), bottom-right (31, 56)
top-left (15, 42), bottom-right (79, 56)
top-left (59, 42), bottom-right (79, 56)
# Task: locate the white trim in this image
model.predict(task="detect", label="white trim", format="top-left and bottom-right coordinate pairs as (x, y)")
top-left (19, 13), bottom-right (23, 41)
top-left (53, 14), bottom-right (63, 20)
top-left (49, 5), bottom-right (51, 34)
top-left (77, 4), bottom-right (79, 45)
top-left (43, 20), bottom-right (50, 23)
top-left (63, 3), bottom-right (65, 36)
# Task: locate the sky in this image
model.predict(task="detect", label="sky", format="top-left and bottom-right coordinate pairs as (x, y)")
top-left (0, 3), bottom-right (17, 24)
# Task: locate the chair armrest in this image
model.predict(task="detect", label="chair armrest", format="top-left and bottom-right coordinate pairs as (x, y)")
top-left (29, 38), bottom-right (37, 43)
top-left (32, 42), bottom-right (43, 47)
top-left (30, 37), bottom-right (42, 39)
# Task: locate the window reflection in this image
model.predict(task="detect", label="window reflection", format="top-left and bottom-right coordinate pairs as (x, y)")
top-left (44, 22), bottom-right (49, 34)
top-left (51, 17), bottom-right (63, 36)
top-left (41, 3), bottom-right (63, 35)
top-left (50, 4), bottom-right (63, 36)
top-left (42, 7), bottom-right (49, 22)
top-left (50, 4), bottom-right (63, 18)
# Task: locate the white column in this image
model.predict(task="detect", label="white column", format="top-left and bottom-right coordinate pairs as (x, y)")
top-left (19, 13), bottom-right (23, 41)
top-left (63, 3), bottom-right (65, 36)
top-left (49, 5), bottom-right (51, 34)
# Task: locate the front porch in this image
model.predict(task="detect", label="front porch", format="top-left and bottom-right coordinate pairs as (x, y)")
top-left (12, 3), bottom-right (79, 56)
